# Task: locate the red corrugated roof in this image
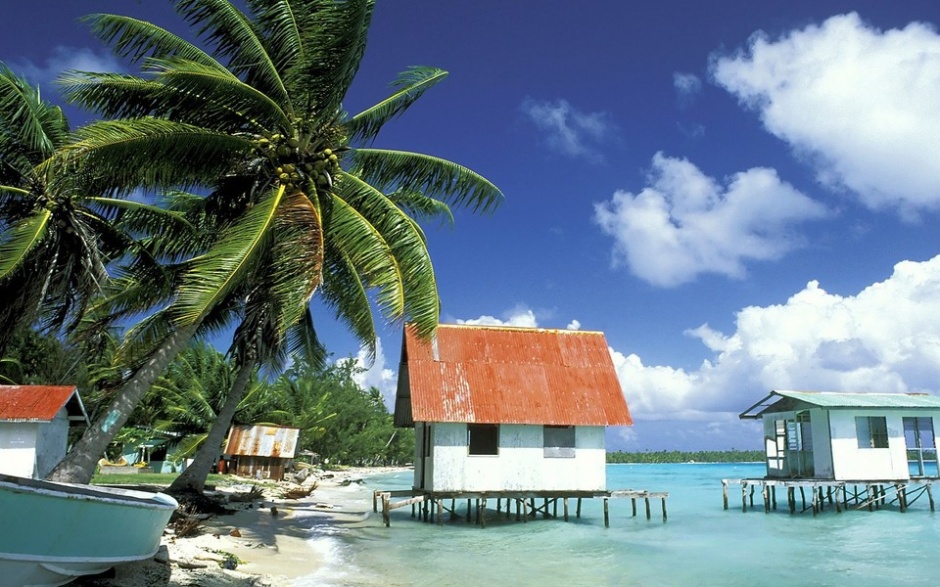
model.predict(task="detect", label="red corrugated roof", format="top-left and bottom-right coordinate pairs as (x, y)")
top-left (396, 324), bottom-right (632, 427)
top-left (0, 385), bottom-right (83, 422)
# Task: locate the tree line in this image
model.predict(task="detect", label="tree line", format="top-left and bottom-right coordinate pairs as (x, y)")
top-left (607, 449), bottom-right (764, 464)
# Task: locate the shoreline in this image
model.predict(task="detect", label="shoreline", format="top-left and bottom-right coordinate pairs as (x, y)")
top-left (76, 466), bottom-right (409, 587)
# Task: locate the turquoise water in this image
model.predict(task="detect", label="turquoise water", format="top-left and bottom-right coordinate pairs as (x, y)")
top-left (296, 464), bottom-right (940, 586)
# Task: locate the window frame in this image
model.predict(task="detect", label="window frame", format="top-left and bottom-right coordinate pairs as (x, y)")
top-left (856, 416), bottom-right (889, 449)
top-left (468, 423), bottom-right (499, 456)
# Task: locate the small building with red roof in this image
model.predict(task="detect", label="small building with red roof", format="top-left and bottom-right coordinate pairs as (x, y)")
top-left (395, 324), bottom-right (632, 494)
top-left (0, 385), bottom-right (89, 479)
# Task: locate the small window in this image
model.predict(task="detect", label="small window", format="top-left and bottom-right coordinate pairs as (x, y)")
top-left (544, 425), bottom-right (575, 458)
top-left (468, 424), bottom-right (499, 455)
top-left (856, 416), bottom-right (889, 449)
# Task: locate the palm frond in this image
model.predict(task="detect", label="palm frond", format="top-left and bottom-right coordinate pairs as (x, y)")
top-left (346, 67), bottom-right (448, 144)
top-left (0, 209), bottom-right (51, 279)
top-left (387, 187), bottom-right (454, 226)
top-left (176, 0), bottom-right (290, 107)
top-left (350, 148), bottom-right (503, 213)
top-left (173, 184), bottom-right (287, 327)
top-left (82, 13), bottom-right (222, 67)
top-left (0, 64), bottom-right (60, 159)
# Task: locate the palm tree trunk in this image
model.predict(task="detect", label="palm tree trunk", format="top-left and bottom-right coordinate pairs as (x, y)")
top-left (46, 323), bottom-right (200, 483)
top-left (168, 359), bottom-right (255, 494)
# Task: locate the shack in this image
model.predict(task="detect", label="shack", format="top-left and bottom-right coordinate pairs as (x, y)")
top-left (726, 390), bottom-right (940, 515)
top-left (0, 385), bottom-right (89, 479)
top-left (740, 389), bottom-right (940, 480)
top-left (223, 424), bottom-right (299, 481)
top-left (395, 324), bottom-right (632, 494)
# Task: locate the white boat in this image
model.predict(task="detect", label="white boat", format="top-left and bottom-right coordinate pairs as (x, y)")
top-left (0, 473), bottom-right (178, 587)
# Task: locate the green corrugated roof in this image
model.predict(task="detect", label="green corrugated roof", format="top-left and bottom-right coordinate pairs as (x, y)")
top-left (773, 390), bottom-right (940, 409)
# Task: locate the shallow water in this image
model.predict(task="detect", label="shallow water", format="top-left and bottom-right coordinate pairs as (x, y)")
top-left (296, 464), bottom-right (940, 586)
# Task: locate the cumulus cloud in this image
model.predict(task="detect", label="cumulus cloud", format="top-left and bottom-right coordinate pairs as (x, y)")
top-left (346, 337), bottom-right (397, 409)
top-left (673, 72), bottom-right (702, 107)
top-left (11, 46), bottom-right (122, 93)
top-left (593, 152), bottom-right (828, 287)
top-left (456, 306), bottom-right (539, 327)
top-left (614, 255), bottom-right (940, 427)
top-left (712, 12), bottom-right (940, 216)
top-left (520, 98), bottom-right (614, 162)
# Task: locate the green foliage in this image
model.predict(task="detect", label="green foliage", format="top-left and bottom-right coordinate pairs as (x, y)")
top-left (271, 360), bottom-right (413, 466)
top-left (0, 328), bottom-right (87, 385)
top-left (606, 449), bottom-right (764, 464)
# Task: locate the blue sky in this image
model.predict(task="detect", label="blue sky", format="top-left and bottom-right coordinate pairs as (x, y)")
top-left (7, 1), bottom-right (940, 450)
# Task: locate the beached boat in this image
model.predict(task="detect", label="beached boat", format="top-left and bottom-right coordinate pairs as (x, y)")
top-left (0, 473), bottom-right (177, 587)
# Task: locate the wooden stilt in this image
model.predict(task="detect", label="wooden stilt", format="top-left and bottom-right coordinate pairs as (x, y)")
top-left (422, 497), bottom-right (429, 522)
top-left (576, 498), bottom-right (582, 518)
top-left (771, 485), bottom-right (777, 510)
top-left (927, 483), bottom-right (935, 512)
top-left (467, 499), bottom-right (472, 523)
top-left (515, 498), bottom-right (521, 521)
top-left (788, 486), bottom-right (795, 514)
top-left (564, 497), bottom-right (569, 521)
top-left (603, 498), bottom-right (610, 528)
top-left (763, 485), bottom-right (770, 513)
top-left (749, 484), bottom-right (755, 508)
top-left (450, 499), bottom-right (456, 521)
top-left (373, 490), bottom-right (379, 513)
top-left (382, 493), bottom-right (390, 527)
top-left (553, 498), bottom-right (558, 518)
top-left (645, 496), bottom-right (651, 520)
top-left (530, 498), bottom-right (536, 518)
top-left (661, 497), bottom-right (667, 522)
top-left (429, 498), bottom-right (435, 524)
top-left (522, 498), bottom-right (528, 523)
top-left (481, 498), bottom-right (487, 529)
top-left (543, 498), bottom-right (549, 519)
top-left (722, 481), bottom-right (729, 510)
top-left (742, 483), bottom-right (748, 513)
top-left (497, 498), bottom-right (501, 514)
top-left (631, 497), bottom-right (637, 517)
top-left (800, 486), bottom-right (806, 510)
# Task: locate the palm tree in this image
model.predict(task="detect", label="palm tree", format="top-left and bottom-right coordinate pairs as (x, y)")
top-left (48, 0), bottom-right (502, 484)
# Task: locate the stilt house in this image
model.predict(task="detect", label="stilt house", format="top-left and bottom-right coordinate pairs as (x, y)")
top-left (394, 324), bottom-right (633, 493)
top-left (740, 390), bottom-right (940, 481)
top-left (0, 385), bottom-right (89, 479)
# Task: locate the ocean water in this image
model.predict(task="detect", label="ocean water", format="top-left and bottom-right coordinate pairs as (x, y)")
top-left (295, 464), bottom-right (940, 586)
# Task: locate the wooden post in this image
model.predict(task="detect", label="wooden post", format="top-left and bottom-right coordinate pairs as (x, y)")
top-left (382, 493), bottom-right (390, 527)
top-left (771, 485), bottom-right (777, 510)
top-left (497, 498), bottom-right (502, 515)
top-left (576, 498), bottom-right (582, 518)
top-left (467, 499), bottom-right (472, 523)
top-left (481, 498), bottom-right (487, 529)
top-left (422, 497), bottom-right (429, 522)
top-left (451, 499), bottom-right (456, 521)
top-left (788, 486), bottom-right (795, 514)
top-left (645, 496), bottom-right (651, 520)
top-left (742, 483), bottom-right (748, 513)
top-left (811, 486), bottom-right (818, 516)
top-left (530, 498), bottom-right (536, 518)
top-left (437, 499), bottom-right (444, 525)
top-left (722, 481), bottom-right (729, 510)
top-left (553, 498), bottom-right (558, 518)
top-left (799, 486), bottom-right (806, 510)
top-left (564, 497), bottom-right (569, 521)
top-left (842, 485), bottom-right (849, 511)
top-left (543, 498), bottom-right (549, 519)
top-left (632, 497), bottom-right (637, 517)
top-left (373, 490), bottom-right (379, 513)
top-left (749, 484), bottom-right (755, 508)
top-left (603, 498), bottom-right (610, 528)
top-left (763, 485), bottom-right (770, 513)
top-left (429, 498), bottom-right (435, 524)
top-left (515, 498), bottom-right (521, 521)
top-left (927, 483), bottom-right (936, 512)
top-left (661, 497), bottom-right (667, 522)
top-left (522, 498), bottom-right (528, 523)
top-left (898, 485), bottom-right (907, 513)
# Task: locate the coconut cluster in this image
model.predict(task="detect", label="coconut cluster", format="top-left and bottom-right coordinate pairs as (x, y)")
top-left (256, 132), bottom-right (341, 195)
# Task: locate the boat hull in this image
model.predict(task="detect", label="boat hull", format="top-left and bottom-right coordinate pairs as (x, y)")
top-left (0, 474), bottom-right (177, 587)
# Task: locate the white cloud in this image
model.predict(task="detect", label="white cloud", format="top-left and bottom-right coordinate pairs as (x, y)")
top-left (593, 152), bottom-right (828, 287)
top-left (712, 12), bottom-right (940, 217)
top-left (456, 306), bottom-right (539, 328)
top-left (613, 255), bottom-right (940, 425)
top-left (520, 98), bottom-right (614, 162)
top-left (12, 46), bottom-right (122, 92)
top-left (673, 72), bottom-right (702, 106)
top-left (347, 337), bottom-right (397, 409)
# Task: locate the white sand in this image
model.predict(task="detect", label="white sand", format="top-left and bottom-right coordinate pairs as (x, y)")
top-left (84, 467), bottom-right (405, 587)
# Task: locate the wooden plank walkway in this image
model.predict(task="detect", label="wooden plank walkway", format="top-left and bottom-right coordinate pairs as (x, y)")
top-left (374, 488), bottom-right (669, 528)
top-left (721, 477), bottom-right (940, 515)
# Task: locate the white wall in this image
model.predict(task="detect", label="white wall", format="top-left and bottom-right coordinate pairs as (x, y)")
top-left (828, 410), bottom-right (922, 481)
top-left (426, 422), bottom-right (608, 492)
top-left (0, 422), bottom-right (39, 477)
top-left (34, 410), bottom-right (69, 479)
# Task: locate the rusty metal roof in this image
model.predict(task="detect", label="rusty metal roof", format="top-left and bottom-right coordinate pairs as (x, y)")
top-left (395, 324), bottom-right (633, 427)
top-left (0, 385), bottom-right (88, 423)
top-left (223, 424), bottom-right (299, 458)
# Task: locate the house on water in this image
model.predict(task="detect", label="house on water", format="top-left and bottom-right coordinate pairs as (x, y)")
top-left (394, 324), bottom-right (633, 494)
top-left (740, 390), bottom-right (940, 481)
top-left (0, 385), bottom-right (89, 479)
top-left (223, 424), bottom-right (300, 481)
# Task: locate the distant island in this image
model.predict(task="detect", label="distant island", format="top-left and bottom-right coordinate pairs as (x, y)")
top-left (607, 449), bottom-right (763, 463)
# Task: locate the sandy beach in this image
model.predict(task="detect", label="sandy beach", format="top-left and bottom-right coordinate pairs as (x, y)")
top-left (73, 467), bottom-right (406, 587)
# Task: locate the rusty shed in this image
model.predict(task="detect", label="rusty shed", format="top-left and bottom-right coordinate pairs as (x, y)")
top-left (223, 424), bottom-right (300, 481)
top-left (395, 323), bottom-right (632, 494)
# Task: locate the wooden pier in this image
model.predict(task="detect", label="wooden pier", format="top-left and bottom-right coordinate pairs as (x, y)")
top-left (374, 489), bottom-right (669, 528)
top-left (722, 477), bottom-right (940, 515)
